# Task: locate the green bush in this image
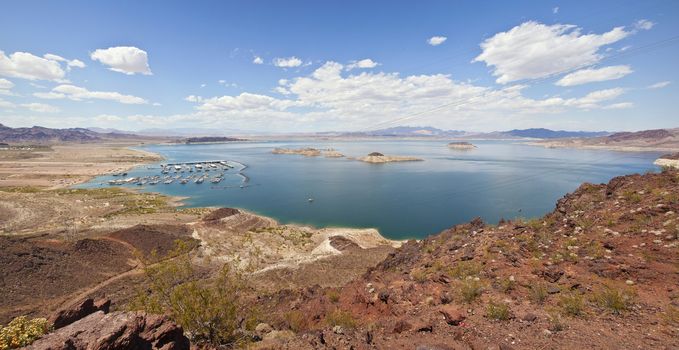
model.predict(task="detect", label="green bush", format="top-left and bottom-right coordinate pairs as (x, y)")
top-left (529, 283), bottom-right (549, 304)
top-left (459, 279), bottom-right (484, 303)
top-left (486, 301), bottom-right (511, 321)
top-left (130, 242), bottom-right (255, 347)
top-left (0, 316), bottom-right (52, 350)
top-left (559, 292), bottom-right (585, 317)
top-left (594, 285), bottom-right (635, 315)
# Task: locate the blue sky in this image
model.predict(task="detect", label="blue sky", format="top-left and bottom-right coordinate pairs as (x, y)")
top-left (0, 0), bottom-right (677, 132)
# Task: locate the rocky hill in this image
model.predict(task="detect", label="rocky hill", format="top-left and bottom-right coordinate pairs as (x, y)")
top-left (535, 128), bottom-right (679, 152)
top-left (0, 123), bottom-right (143, 143)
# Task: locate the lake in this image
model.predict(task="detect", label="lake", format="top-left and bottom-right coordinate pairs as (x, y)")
top-left (79, 140), bottom-right (662, 240)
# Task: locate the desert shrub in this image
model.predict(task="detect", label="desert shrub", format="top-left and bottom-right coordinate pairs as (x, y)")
top-left (547, 311), bottom-right (566, 332)
top-left (486, 301), bottom-right (511, 321)
top-left (130, 241), bottom-right (255, 347)
top-left (0, 316), bottom-right (51, 350)
top-left (325, 309), bottom-right (356, 329)
top-left (559, 292), bottom-right (585, 317)
top-left (499, 276), bottom-right (516, 293)
top-left (411, 268), bottom-right (428, 283)
top-left (326, 290), bottom-right (340, 303)
top-left (594, 285), bottom-right (635, 314)
top-left (458, 279), bottom-right (484, 303)
top-left (529, 283), bottom-right (549, 304)
top-left (284, 311), bottom-right (308, 332)
top-left (622, 190), bottom-right (642, 203)
top-left (449, 261), bottom-right (482, 280)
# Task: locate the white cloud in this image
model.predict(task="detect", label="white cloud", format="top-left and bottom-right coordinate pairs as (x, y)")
top-left (0, 97), bottom-right (15, 109)
top-left (0, 50), bottom-right (66, 81)
top-left (346, 58), bottom-right (379, 70)
top-left (555, 65), bottom-right (633, 86)
top-left (179, 61), bottom-right (629, 131)
top-left (0, 78), bottom-right (14, 95)
top-left (43, 54), bottom-right (85, 69)
top-left (474, 21), bottom-right (629, 84)
top-left (635, 19), bottom-right (655, 31)
top-left (253, 56), bottom-right (263, 64)
top-left (603, 102), bottom-right (633, 109)
top-left (67, 59), bottom-right (86, 68)
top-left (648, 81), bottom-right (670, 89)
top-left (21, 102), bottom-right (60, 113)
top-left (427, 36), bottom-right (447, 46)
top-left (90, 46), bottom-right (152, 75)
top-left (553, 7), bottom-right (559, 14)
top-left (34, 84), bottom-right (148, 104)
top-left (273, 56), bottom-right (302, 68)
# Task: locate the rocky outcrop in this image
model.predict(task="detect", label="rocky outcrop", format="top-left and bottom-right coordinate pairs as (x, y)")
top-left (28, 311), bottom-right (189, 350)
top-left (50, 298), bottom-right (111, 329)
top-left (655, 152), bottom-right (679, 169)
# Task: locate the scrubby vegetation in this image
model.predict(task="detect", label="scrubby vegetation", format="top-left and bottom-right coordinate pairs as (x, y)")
top-left (129, 242), bottom-right (256, 347)
top-left (0, 317), bottom-right (51, 350)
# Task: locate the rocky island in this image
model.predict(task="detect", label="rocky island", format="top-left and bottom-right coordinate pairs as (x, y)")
top-left (272, 147), bottom-right (345, 158)
top-left (448, 141), bottom-right (477, 150)
top-left (358, 152), bottom-right (423, 163)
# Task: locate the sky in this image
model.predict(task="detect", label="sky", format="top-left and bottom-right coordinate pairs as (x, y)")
top-left (0, 0), bottom-right (678, 133)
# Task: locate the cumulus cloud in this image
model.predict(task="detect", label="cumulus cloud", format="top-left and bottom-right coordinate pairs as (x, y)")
top-left (0, 50), bottom-right (66, 81)
top-left (179, 61), bottom-right (629, 131)
top-left (635, 19), bottom-right (655, 31)
top-left (648, 81), bottom-right (670, 89)
top-left (34, 84), bottom-right (148, 104)
top-left (346, 58), bottom-right (379, 70)
top-left (474, 21), bottom-right (629, 84)
top-left (43, 54), bottom-right (86, 69)
top-left (273, 56), bottom-right (302, 68)
top-left (253, 56), bottom-right (263, 64)
top-left (21, 102), bottom-right (60, 113)
top-left (427, 36), bottom-right (447, 46)
top-left (90, 46), bottom-right (152, 75)
top-left (555, 65), bottom-right (633, 86)
top-left (0, 78), bottom-right (14, 95)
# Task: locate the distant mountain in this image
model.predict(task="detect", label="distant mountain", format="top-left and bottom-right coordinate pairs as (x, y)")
top-left (534, 128), bottom-right (679, 152)
top-left (0, 123), bottom-right (141, 143)
top-left (366, 126), bottom-right (466, 137)
top-left (503, 128), bottom-right (610, 139)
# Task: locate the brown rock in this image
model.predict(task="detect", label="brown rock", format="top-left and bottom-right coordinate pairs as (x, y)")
top-left (439, 305), bottom-right (466, 325)
top-left (50, 298), bottom-right (111, 329)
top-left (28, 311), bottom-right (189, 350)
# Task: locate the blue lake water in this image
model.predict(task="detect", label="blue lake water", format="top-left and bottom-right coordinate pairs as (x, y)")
top-left (78, 140), bottom-right (662, 240)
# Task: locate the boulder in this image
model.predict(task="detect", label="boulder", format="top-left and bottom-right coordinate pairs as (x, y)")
top-left (439, 305), bottom-right (466, 326)
top-left (50, 298), bottom-right (111, 329)
top-left (28, 311), bottom-right (189, 350)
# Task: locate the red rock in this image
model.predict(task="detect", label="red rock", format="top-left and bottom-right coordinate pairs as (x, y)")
top-left (27, 311), bottom-right (189, 350)
top-left (439, 305), bottom-right (465, 326)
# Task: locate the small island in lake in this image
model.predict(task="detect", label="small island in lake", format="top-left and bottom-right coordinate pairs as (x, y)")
top-left (185, 136), bottom-right (245, 144)
top-left (358, 152), bottom-right (423, 163)
top-left (272, 147), bottom-right (345, 158)
top-left (448, 141), bottom-right (476, 150)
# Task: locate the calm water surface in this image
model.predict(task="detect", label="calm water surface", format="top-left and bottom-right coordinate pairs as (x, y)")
top-left (79, 140), bottom-right (662, 240)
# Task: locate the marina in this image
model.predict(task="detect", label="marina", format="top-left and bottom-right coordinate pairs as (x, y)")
top-left (106, 160), bottom-right (239, 186)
